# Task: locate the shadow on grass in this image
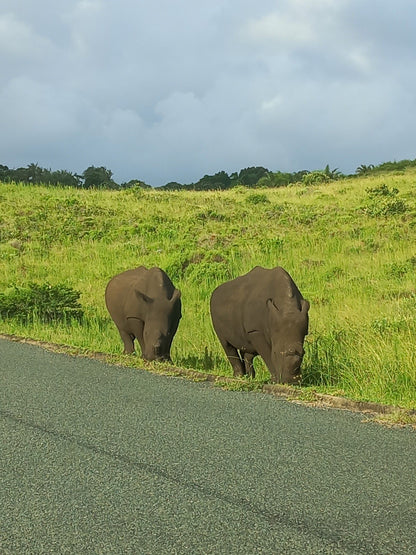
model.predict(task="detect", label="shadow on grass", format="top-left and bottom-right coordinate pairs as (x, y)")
top-left (175, 346), bottom-right (229, 374)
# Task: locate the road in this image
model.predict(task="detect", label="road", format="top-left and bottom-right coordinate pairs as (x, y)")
top-left (0, 338), bottom-right (415, 554)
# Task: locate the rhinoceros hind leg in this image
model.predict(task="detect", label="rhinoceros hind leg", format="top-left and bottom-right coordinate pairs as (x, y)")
top-left (220, 340), bottom-right (245, 377)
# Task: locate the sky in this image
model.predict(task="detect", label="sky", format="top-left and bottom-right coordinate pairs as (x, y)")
top-left (1, 0), bottom-right (415, 187)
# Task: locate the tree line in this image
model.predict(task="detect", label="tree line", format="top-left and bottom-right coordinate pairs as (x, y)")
top-left (0, 163), bottom-right (305, 189)
top-left (0, 163), bottom-right (149, 190)
top-left (1, 158), bottom-right (415, 190)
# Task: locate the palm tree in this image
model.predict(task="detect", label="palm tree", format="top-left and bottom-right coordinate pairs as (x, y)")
top-left (356, 164), bottom-right (375, 175)
top-left (324, 164), bottom-right (343, 179)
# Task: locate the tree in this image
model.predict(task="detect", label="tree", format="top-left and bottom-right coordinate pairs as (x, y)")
top-left (238, 166), bottom-right (269, 186)
top-left (256, 171), bottom-right (294, 188)
top-left (9, 163), bottom-right (52, 185)
top-left (12, 166), bottom-right (31, 182)
top-left (356, 164), bottom-right (375, 175)
top-left (229, 172), bottom-right (239, 185)
top-left (291, 170), bottom-right (309, 182)
top-left (194, 171), bottom-right (231, 190)
top-left (302, 171), bottom-right (331, 186)
top-left (324, 164), bottom-right (343, 180)
top-left (120, 179), bottom-right (151, 189)
top-left (82, 166), bottom-right (118, 189)
top-left (26, 163), bottom-right (44, 183)
top-left (49, 170), bottom-right (82, 188)
top-left (0, 164), bottom-right (10, 180)
top-left (160, 181), bottom-right (183, 190)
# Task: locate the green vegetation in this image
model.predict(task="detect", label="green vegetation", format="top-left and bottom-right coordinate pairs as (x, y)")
top-left (1, 168), bottom-right (416, 410)
top-left (3, 157), bottom-right (416, 190)
top-left (0, 163), bottom-right (151, 189)
top-left (0, 283), bottom-right (83, 323)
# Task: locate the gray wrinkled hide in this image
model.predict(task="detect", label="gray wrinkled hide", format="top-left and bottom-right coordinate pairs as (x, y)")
top-left (210, 266), bottom-right (309, 384)
top-left (105, 266), bottom-right (181, 361)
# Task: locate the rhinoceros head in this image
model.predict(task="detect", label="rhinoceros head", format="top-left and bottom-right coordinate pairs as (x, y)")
top-left (138, 288), bottom-right (182, 362)
top-left (267, 297), bottom-right (309, 384)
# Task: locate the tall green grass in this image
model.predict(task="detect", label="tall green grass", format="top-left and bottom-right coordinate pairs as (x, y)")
top-left (1, 172), bottom-right (416, 408)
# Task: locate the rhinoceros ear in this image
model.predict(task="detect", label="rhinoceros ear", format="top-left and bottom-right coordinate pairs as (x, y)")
top-left (301, 299), bottom-right (310, 312)
top-left (171, 288), bottom-right (181, 303)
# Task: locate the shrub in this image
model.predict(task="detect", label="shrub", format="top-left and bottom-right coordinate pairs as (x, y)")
top-left (385, 257), bottom-right (416, 279)
top-left (366, 183), bottom-right (398, 197)
top-left (0, 283), bottom-right (84, 323)
top-left (302, 171), bottom-right (330, 186)
top-left (245, 192), bottom-right (270, 205)
top-left (362, 184), bottom-right (409, 216)
top-left (185, 260), bottom-right (232, 284)
top-left (196, 209), bottom-right (227, 222)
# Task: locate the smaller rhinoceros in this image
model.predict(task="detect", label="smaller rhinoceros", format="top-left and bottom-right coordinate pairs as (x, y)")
top-left (105, 266), bottom-right (181, 361)
top-left (210, 266), bottom-right (309, 384)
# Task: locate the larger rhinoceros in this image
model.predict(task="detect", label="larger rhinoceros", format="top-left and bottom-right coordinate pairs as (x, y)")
top-left (105, 266), bottom-right (181, 361)
top-left (210, 266), bottom-right (309, 384)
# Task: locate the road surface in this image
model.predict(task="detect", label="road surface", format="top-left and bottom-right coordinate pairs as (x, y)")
top-left (1, 338), bottom-right (415, 554)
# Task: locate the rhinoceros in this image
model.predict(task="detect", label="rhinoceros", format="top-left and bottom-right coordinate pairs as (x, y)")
top-left (105, 266), bottom-right (181, 361)
top-left (210, 266), bottom-right (309, 384)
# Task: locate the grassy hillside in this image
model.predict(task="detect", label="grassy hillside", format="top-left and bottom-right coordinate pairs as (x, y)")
top-left (1, 171), bottom-right (416, 409)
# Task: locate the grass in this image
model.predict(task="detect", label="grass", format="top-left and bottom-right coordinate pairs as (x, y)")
top-left (1, 171), bottom-right (416, 409)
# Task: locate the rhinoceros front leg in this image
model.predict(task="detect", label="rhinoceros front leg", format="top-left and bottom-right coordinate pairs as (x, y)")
top-left (219, 340), bottom-right (245, 377)
top-left (247, 331), bottom-right (274, 380)
top-left (243, 352), bottom-right (256, 379)
top-left (126, 317), bottom-right (145, 356)
top-left (119, 329), bottom-right (135, 354)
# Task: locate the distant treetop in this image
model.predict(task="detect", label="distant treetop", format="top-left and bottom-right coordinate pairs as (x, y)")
top-left (1, 157), bottom-right (415, 190)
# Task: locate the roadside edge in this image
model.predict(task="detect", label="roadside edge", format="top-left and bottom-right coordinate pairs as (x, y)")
top-left (1, 332), bottom-right (415, 426)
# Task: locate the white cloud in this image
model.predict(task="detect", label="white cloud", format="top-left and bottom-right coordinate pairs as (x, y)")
top-left (0, 12), bottom-right (53, 61)
top-left (260, 95), bottom-right (284, 113)
top-left (0, 0), bottom-right (415, 184)
top-left (346, 48), bottom-right (373, 74)
top-left (243, 0), bottom-right (342, 47)
top-left (245, 12), bottom-right (316, 47)
top-left (62, 0), bottom-right (104, 56)
top-left (154, 92), bottom-right (204, 124)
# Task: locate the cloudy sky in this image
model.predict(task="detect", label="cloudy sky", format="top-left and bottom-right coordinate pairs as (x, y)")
top-left (1, 0), bottom-right (415, 186)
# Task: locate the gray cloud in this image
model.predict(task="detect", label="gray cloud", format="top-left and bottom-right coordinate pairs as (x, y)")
top-left (1, 0), bottom-right (415, 186)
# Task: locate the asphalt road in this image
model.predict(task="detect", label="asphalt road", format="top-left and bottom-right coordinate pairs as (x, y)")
top-left (1, 338), bottom-right (415, 554)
